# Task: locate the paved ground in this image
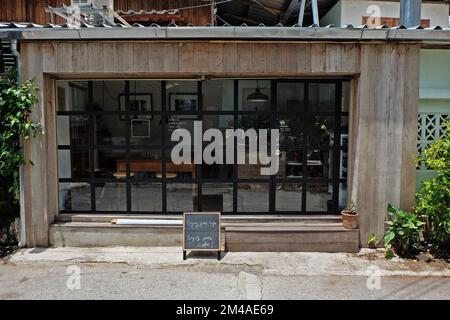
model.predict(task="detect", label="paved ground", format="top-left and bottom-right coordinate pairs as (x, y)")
top-left (0, 247), bottom-right (449, 300)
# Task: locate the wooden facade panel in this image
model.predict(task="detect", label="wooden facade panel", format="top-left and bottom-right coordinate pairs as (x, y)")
top-left (237, 44), bottom-right (252, 73)
top-left (103, 42), bottom-right (119, 72)
top-left (148, 42), bottom-right (164, 72)
top-left (116, 42), bottom-right (133, 72)
top-left (352, 43), bottom-right (420, 245)
top-left (250, 43), bottom-right (267, 73)
top-left (42, 42), bottom-right (57, 73)
top-left (281, 44), bottom-right (297, 73)
top-left (133, 42), bottom-right (150, 72)
top-left (72, 42), bottom-right (88, 72)
top-left (178, 42), bottom-right (194, 73)
top-left (88, 42), bottom-right (105, 72)
top-left (208, 43), bottom-right (224, 73)
top-left (56, 42), bottom-right (73, 72)
top-left (223, 43), bottom-right (238, 73)
top-left (400, 44), bottom-right (420, 210)
top-left (266, 44), bottom-right (282, 73)
top-left (163, 43), bottom-right (179, 72)
top-left (296, 44), bottom-right (311, 73)
top-left (311, 44), bottom-right (327, 73)
top-left (193, 43), bottom-right (209, 73)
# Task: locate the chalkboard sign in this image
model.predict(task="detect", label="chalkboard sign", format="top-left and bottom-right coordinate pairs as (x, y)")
top-left (183, 212), bottom-right (221, 260)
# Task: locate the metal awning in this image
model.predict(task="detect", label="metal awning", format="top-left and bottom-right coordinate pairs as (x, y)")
top-left (0, 23), bottom-right (449, 42)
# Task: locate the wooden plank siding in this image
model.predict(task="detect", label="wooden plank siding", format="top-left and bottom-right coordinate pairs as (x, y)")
top-left (19, 40), bottom-right (420, 247)
top-left (29, 41), bottom-right (361, 76)
top-left (0, 0), bottom-right (211, 26)
top-left (350, 43), bottom-right (420, 245)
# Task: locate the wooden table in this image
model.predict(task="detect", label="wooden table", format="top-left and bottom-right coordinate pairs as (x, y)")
top-left (116, 160), bottom-right (195, 178)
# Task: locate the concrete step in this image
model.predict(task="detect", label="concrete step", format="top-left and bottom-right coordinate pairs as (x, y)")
top-left (225, 225), bottom-right (359, 253)
top-left (49, 217), bottom-right (359, 252)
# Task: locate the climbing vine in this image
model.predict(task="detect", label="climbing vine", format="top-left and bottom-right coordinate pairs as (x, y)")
top-left (0, 69), bottom-right (40, 196)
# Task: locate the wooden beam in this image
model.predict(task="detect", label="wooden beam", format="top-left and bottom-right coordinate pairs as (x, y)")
top-left (280, 0), bottom-right (299, 25)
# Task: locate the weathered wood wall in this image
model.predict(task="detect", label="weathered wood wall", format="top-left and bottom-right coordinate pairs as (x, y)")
top-left (0, 0), bottom-right (211, 25)
top-left (19, 40), bottom-right (419, 246)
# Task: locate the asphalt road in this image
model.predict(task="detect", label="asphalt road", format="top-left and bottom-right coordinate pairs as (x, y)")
top-left (0, 262), bottom-right (449, 300)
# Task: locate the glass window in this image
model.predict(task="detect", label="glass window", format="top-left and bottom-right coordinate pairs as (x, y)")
top-left (95, 182), bottom-right (127, 211)
top-left (57, 115), bottom-right (90, 146)
top-left (57, 81), bottom-right (89, 112)
top-left (201, 183), bottom-right (233, 212)
top-left (59, 182), bottom-right (91, 211)
top-left (276, 182), bottom-right (302, 212)
top-left (277, 82), bottom-right (305, 112)
top-left (309, 83), bottom-right (336, 112)
top-left (167, 182), bottom-right (196, 212)
top-left (131, 183), bottom-right (162, 212)
top-left (202, 80), bottom-right (234, 111)
top-left (238, 80), bottom-right (271, 112)
top-left (237, 183), bottom-right (269, 212)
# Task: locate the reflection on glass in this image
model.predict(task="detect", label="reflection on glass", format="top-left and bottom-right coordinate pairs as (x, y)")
top-left (56, 81), bottom-right (89, 112)
top-left (308, 115), bottom-right (334, 147)
top-left (279, 149), bottom-right (304, 178)
top-left (201, 183), bottom-right (233, 212)
top-left (131, 183), bottom-right (162, 212)
top-left (59, 182), bottom-right (91, 211)
top-left (58, 150), bottom-right (89, 179)
top-left (237, 183), bottom-right (269, 212)
top-left (276, 183), bottom-right (302, 212)
top-left (306, 150), bottom-right (331, 179)
top-left (309, 83), bottom-right (336, 112)
top-left (278, 116), bottom-right (305, 148)
top-left (167, 183), bottom-right (195, 212)
top-left (96, 182), bottom-right (127, 211)
top-left (128, 149), bottom-right (163, 179)
top-left (166, 81), bottom-right (198, 113)
top-left (95, 114), bottom-right (126, 146)
top-left (277, 82), bottom-right (305, 112)
top-left (97, 149), bottom-right (127, 178)
top-left (57, 115), bottom-right (89, 146)
top-left (203, 80), bottom-right (234, 111)
top-left (306, 182), bottom-right (333, 212)
top-left (130, 115), bottom-right (162, 146)
top-left (238, 80), bottom-right (271, 111)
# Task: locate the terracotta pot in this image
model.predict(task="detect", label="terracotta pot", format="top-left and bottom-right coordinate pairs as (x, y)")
top-left (341, 210), bottom-right (359, 229)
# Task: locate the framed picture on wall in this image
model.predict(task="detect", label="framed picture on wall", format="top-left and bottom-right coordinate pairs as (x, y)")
top-left (119, 93), bottom-right (153, 120)
top-left (169, 93), bottom-right (198, 118)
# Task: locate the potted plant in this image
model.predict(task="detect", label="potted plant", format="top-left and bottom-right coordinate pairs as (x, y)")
top-left (342, 201), bottom-right (359, 229)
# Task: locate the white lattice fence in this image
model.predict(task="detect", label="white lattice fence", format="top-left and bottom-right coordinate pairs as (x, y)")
top-left (417, 113), bottom-right (450, 170)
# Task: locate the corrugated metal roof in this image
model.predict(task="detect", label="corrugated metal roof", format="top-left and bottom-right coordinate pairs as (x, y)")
top-left (0, 23), bottom-right (448, 42)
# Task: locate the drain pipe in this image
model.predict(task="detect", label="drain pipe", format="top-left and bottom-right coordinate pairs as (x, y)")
top-left (400, 0), bottom-right (422, 28)
top-left (10, 39), bottom-right (27, 248)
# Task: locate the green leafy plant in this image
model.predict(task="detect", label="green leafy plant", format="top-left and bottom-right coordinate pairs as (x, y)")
top-left (367, 233), bottom-right (378, 247)
top-left (415, 122), bottom-right (450, 248)
top-left (384, 204), bottom-right (425, 258)
top-left (0, 70), bottom-right (40, 196)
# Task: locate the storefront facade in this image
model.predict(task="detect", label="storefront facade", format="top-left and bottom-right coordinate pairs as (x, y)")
top-left (5, 25), bottom-right (447, 249)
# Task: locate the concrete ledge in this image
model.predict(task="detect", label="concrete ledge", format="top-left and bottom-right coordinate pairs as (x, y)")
top-left (49, 218), bottom-right (359, 252)
top-left (49, 223), bottom-right (182, 247)
top-left (226, 227), bottom-right (360, 253)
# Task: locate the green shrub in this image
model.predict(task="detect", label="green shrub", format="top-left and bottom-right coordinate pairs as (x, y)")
top-left (0, 70), bottom-right (40, 196)
top-left (384, 204), bottom-right (425, 258)
top-left (415, 123), bottom-right (450, 248)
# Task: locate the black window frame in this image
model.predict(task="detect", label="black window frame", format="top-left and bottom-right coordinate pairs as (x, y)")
top-left (57, 79), bottom-right (350, 215)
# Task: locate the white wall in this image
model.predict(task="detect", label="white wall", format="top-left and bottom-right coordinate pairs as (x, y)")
top-left (320, 0), bottom-right (449, 27)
